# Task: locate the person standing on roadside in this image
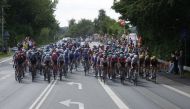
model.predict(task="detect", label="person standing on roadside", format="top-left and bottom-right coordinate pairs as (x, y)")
top-left (168, 52), bottom-right (175, 74)
top-left (178, 50), bottom-right (184, 77)
top-left (174, 50), bottom-right (179, 74)
top-left (28, 38), bottom-right (33, 49)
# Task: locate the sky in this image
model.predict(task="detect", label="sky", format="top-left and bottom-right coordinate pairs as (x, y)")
top-left (54, 0), bottom-right (121, 27)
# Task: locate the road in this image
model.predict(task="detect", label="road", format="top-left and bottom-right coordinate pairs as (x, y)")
top-left (0, 46), bottom-right (190, 109)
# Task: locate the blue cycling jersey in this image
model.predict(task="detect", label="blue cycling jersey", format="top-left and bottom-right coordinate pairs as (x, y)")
top-left (83, 53), bottom-right (89, 60)
top-left (64, 52), bottom-right (69, 64)
top-left (69, 52), bottom-right (74, 61)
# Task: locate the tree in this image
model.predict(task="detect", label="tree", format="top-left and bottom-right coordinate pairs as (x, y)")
top-left (3, 0), bottom-right (59, 45)
top-left (94, 9), bottom-right (123, 36)
top-left (69, 19), bottom-right (76, 28)
top-left (64, 19), bottom-right (94, 38)
top-left (112, 0), bottom-right (190, 65)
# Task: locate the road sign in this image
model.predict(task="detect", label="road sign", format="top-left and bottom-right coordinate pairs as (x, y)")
top-left (60, 99), bottom-right (84, 109)
top-left (67, 82), bottom-right (82, 90)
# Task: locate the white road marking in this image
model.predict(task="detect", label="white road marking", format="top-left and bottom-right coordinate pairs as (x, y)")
top-left (0, 74), bottom-right (11, 80)
top-left (162, 84), bottom-right (190, 98)
top-left (29, 80), bottom-right (54, 109)
top-left (35, 79), bottom-right (57, 109)
top-left (67, 82), bottom-right (83, 90)
top-left (0, 58), bottom-right (12, 64)
top-left (60, 99), bottom-right (84, 109)
top-left (98, 79), bottom-right (130, 109)
top-left (134, 86), bottom-right (181, 109)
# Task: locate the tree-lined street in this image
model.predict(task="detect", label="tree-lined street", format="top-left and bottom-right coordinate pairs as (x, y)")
top-left (0, 0), bottom-right (190, 109)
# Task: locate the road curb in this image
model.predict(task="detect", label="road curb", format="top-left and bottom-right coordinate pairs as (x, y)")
top-left (0, 57), bottom-right (12, 63)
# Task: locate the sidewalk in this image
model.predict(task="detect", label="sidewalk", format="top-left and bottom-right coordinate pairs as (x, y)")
top-left (158, 72), bottom-right (190, 95)
top-left (159, 71), bottom-right (190, 86)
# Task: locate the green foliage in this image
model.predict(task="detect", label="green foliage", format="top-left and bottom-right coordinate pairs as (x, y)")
top-left (64, 19), bottom-right (94, 38)
top-left (94, 9), bottom-right (123, 36)
top-left (1, 0), bottom-right (59, 46)
top-left (112, 0), bottom-right (190, 65)
top-left (64, 9), bottom-right (124, 38)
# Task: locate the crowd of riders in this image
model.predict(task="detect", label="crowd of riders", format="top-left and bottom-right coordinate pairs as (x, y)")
top-left (91, 36), bottom-right (158, 85)
top-left (13, 35), bottom-right (159, 85)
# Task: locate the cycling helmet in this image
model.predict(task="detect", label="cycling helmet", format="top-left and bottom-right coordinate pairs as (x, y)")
top-left (130, 54), bottom-right (134, 58)
top-left (120, 54), bottom-right (124, 58)
top-left (134, 55), bottom-right (138, 59)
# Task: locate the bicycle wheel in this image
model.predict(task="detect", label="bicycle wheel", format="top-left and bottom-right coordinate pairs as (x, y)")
top-left (31, 66), bottom-right (35, 82)
top-left (47, 68), bottom-right (51, 83)
top-left (59, 67), bottom-right (63, 81)
top-left (70, 63), bottom-right (73, 73)
top-left (120, 69), bottom-right (125, 84)
top-left (64, 65), bottom-right (68, 77)
top-left (15, 69), bottom-right (18, 81)
top-left (134, 73), bottom-right (137, 86)
top-left (18, 69), bottom-right (22, 83)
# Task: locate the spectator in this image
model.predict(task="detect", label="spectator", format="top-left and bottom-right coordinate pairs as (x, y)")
top-left (174, 50), bottom-right (179, 74)
top-left (178, 50), bottom-right (184, 77)
top-left (168, 52), bottom-right (175, 74)
top-left (28, 38), bottom-right (33, 49)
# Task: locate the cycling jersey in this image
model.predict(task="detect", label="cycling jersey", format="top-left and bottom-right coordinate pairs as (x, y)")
top-left (15, 51), bottom-right (25, 65)
top-left (44, 55), bottom-right (51, 65)
top-left (58, 54), bottom-right (64, 65)
top-left (64, 51), bottom-right (70, 65)
top-left (30, 53), bottom-right (37, 65)
top-left (52, 52), bottom-right (58, 65)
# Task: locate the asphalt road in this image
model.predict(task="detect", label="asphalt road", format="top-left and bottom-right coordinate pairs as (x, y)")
top-left (0, 50), bottom-right (190, 109)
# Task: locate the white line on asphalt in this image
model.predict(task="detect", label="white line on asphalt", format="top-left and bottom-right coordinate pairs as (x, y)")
top-left (162, 84), bottom-right (190, 98)
top-left (0, 58), bottom-right (12, 64)
top-left (98, 79), bottom-right (130, 109)
top-left (35, 79), bottom-right (57, 109)
top-left (29, 80), bottom-right (54, 109)
top-left (0, 74), bottom-right (11, 80)
top-left (67, 82), bottom-right (83, 90)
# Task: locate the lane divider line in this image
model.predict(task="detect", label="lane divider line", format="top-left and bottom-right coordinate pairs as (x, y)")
top-left (0, 58), bottom-right (12, 64)
top-left (98, 79), bottom-right (130, 109)
top-left (35, 79), bottom-right (57, 109)
top-left (162, 84), bottom-right (190, 98)
top-left (29, 80), bottom-right (54, 109)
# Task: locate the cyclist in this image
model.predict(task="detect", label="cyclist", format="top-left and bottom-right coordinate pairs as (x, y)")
top-left (139, 52), bottom-right (145, 77)
top-left (57, 53), bottom-right (65, 79)
top-left (144, 54), bottom-right (151, 79)
top-left (69, 48), bottom-right (75, 73)
top-left (101, 54), bottom-right (108, 83)
top-left (43, 53), bottom-right (52, 82)
top-left (74, 48), bottom-right (80, 71)
top-left (131, 54), bottom-right (139, 85)
top-left (118, 53), bottom-right (126, 83)
top-left (64, 48), bottom-right (70, 75)
top-left (92, 53), bottom-right (99, 77)
top-left (29, 52), bottom-right (37, 81)
top-left (51, 50), bottom-right (58, 80)
top-left (150, 56), bottom-right (158, 80)
top-left (14, 49), bottom-right (26, 81)
top-left (111, 54), bottom-right (118, 79)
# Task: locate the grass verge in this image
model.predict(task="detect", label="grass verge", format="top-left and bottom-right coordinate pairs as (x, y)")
top-left (0, 52), bottom-right (13, 60)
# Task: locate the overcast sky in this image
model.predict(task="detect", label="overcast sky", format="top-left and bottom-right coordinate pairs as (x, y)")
top-left (54, 0), bottom-right (120, 27)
